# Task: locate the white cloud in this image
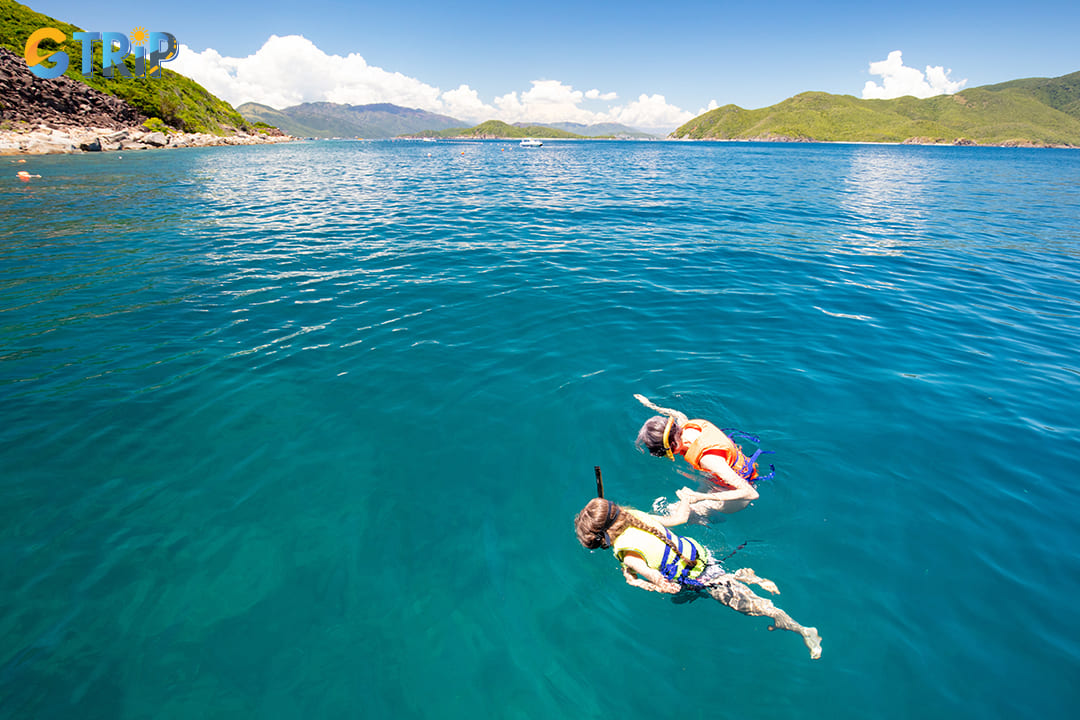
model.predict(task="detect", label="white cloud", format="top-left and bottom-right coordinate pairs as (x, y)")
top-left (172, 35), bottom-right (444, 110)
top-left (171, 34), bottom-right (700, 133)
top-left (698, 99), bottom-right (720, 114)
top-left (862, 50), bottom-right (967, 100)
top-left (440, 84), bottom-right (497, 122)
top-left (494, 80), bottom-right (591, 123)
top-left (606, 94), bottom-right (695, 133)
top-left (586, 88), bottom-right (618, 101)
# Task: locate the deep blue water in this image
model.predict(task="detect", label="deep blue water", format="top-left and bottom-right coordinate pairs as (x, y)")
top-left (1, 139), bottom-right (1078, 719)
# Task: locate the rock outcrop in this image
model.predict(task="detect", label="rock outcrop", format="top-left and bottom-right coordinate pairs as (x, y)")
top-left (0, 125), bottom-right (296, 154)
top-left (0, 47), bottom-right (145, 129)
top-left (0, 46), bottom-right (295, 155)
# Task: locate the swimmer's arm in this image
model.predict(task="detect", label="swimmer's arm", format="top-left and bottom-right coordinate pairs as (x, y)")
top-left (633, 394), bottom-right (688, 424)
top-left (696, 455), bottom-right (759, 502)
top-left (677, 486), bottom-right (746, 505)
top-left (621, 553), bottom-right (680, 594)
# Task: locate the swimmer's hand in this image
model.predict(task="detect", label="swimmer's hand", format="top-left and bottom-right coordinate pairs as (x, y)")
top-left (676, 487), bottom-right (715, 503)
top-left (655, 579), bottom-right (682, 594)
top-left (622, 566), bottom-right (681, 594)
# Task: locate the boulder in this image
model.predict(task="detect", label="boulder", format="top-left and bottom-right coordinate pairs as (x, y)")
top-left (25, 137), bottom-right (76, 154)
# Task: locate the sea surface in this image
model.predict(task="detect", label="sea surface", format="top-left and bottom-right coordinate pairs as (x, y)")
top-left (1, 139), bottom-right (1078, 719)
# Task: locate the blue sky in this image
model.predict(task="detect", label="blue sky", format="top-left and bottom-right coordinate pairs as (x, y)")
top-left (28, 0), bottom-right (1080, 132)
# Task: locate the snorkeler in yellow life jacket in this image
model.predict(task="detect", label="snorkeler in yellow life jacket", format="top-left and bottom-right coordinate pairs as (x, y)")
top-left (611, 508), bottom-right (709, 586)
top-left (574, 497), bottom-right (822, 659)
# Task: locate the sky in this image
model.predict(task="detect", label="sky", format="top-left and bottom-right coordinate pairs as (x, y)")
top-left (28, 0), bottom-right (1080, 133)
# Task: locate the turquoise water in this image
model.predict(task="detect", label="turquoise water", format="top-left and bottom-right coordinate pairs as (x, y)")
top-left (2, 140), bottom-right (1078, 718)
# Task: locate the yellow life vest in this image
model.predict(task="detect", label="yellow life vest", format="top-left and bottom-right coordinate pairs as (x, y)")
top-left (612, 510), bottom-right (708, 584)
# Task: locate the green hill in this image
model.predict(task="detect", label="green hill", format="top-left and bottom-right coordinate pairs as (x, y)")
top-left (979, 72), bottom-right (1080, 119)
top-left (414, 120), bottom-right (588, 139)
top-left (673, 71), bottom-right (1080, 146)
top-left (237, 101), bottom-right (463, 139)
top-left (528, 121), bottom-right (655, 138)
top-left (236, 103), bottom-right (323, 138)
top-left (1, 0), bottom-right (248, 134)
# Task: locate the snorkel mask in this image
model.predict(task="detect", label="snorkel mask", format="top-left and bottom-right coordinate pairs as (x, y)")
top-left (599, 500), bottom-right (621, 548)
top-left (662, 416), bottom-right (675, 460)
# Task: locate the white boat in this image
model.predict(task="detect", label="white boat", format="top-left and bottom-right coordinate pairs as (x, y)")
top-left (520, 138), bottom-right (543, 148)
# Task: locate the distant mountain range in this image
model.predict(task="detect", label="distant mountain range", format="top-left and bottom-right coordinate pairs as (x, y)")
top-left (239, 71), bottom-right (1080, 147)
top-left (518, 122), bottom-right (655, 138)
top-left (408, 120), bottom-right (583, 139)
top-left (236, 102), bottom-right (656, 139)
top-left (409, 120), bottom-right (660, 139)
top-left (236, 102), bottom-right (463, 139)
top-left (237, 71), bottom-right (1080, 146)
top-left (673, 71), bottom-right (1080, 146)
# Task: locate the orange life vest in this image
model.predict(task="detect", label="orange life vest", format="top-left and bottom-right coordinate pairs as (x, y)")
top-left (682, 419), bottom-right (758, 484)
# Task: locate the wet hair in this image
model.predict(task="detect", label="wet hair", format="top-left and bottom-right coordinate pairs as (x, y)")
top-left (575, 498), bottom-right (621, 549)
top-left (636, 415), bottom-right (682, 457)
top-left (574, 498), bottom-right (702, 570)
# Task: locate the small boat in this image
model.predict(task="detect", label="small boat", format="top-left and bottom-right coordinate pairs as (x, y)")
top-left (520, 138), bottom-right (543, 148)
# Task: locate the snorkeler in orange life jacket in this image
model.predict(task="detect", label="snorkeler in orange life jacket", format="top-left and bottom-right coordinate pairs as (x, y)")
top-left (635, 395), bottom-right (774, 515)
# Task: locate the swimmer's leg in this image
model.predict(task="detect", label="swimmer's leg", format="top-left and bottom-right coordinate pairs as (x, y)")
top-left (706, 576), bottom-right (822, 659)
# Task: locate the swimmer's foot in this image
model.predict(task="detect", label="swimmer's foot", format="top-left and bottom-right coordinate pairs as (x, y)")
top-left (732, 568), bottom-right (780, 595)
top-left (757, 578), bottom-right (780, 595)
top-left (652, 496), bottom-right (669, 514)
top-left (803, 627), bottom-right (822, 659)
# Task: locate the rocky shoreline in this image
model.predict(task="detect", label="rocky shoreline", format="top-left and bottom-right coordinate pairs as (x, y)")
top-left (0, 123), bottom-right (297, 155)
top-left (0, 46), bottom-right (295, 155)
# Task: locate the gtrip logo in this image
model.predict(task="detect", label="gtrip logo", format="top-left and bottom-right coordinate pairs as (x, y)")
top-left (24, 27), bottom-right (179, 80)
